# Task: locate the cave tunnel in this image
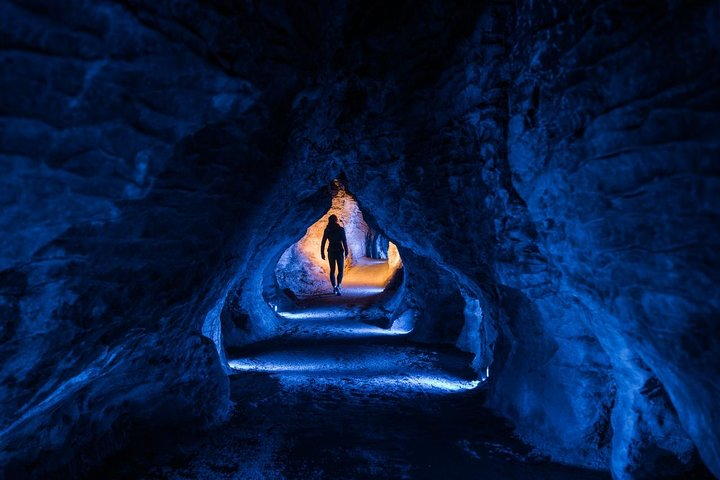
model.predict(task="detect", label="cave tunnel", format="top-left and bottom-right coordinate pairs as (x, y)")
top-left (1, 1), bottom-right (719, 479)
top-left (271, 178), bottom-right (404, 306)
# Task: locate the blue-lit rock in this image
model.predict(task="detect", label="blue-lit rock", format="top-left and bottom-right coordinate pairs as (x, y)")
top-left (502, 2), bottom-right (720, 477)
top-left (1, 0), bottom-right (718, 479)
top-left (0, 0), bottom-right (296, 476)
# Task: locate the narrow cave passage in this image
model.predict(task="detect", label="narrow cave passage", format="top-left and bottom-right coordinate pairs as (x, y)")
top-left (3, 1), bottom-right (718, 479)
top-left (95, 183), bottom-right (610, 480)
top-left (271, 179), bottom-right (404, 313)
top-left (229, 180), bottom-right (479, 392)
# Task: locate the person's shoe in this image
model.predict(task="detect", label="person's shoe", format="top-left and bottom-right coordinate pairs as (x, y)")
top-left (336, 285), bottom-right (342, 296)
top-left (333, 286), bottom-right (338, 295)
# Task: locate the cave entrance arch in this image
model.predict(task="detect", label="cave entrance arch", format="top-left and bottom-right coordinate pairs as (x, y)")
top-left (222, 177), bottom-right (483, 395)
top-left (265, 179), bottom-right (405, 323)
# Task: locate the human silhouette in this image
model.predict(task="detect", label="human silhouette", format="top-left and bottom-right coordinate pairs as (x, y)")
top-left (320, 214), bottom-right (349, 296)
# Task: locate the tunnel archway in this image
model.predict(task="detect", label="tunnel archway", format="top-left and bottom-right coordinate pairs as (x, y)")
top-left (204, 174), bottom-right (496, 388)
top-left (225, 183), bottom-right (485, 396)
top-left (205, 171), bottom-right (499, 380)
top-left (269, 179), bottom-right (404, 312)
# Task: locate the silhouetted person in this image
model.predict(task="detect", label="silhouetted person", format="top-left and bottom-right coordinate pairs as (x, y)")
top-left (320, 214), bottom-right (348, 296)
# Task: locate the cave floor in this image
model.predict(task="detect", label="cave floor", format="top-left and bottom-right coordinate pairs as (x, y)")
top-left (292, 257), bottom-right (396, 308)
top-left (96, 313), bottom-right (610, 480)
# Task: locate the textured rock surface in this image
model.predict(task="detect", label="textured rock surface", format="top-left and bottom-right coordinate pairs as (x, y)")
top-left (0, 0), bottom-right (301, 476)
top-left (504, 1), bottom-right (720, 477)
top-left (1, 0), bottom-right (718, 479)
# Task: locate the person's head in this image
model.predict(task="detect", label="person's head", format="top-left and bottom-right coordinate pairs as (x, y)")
top-left (328, 214), bottom-right (338, 224)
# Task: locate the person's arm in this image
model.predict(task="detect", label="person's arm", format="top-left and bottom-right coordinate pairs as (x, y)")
top-left (320, 229), bottom-right (328, 260)
top-left (342, 228), bottom-right (349, 258)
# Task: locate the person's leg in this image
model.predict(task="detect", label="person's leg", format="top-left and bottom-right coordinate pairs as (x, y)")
top-left (336, 254), bottom-right (345, 287)
top-left (328, 252), bottom-right (337, 287)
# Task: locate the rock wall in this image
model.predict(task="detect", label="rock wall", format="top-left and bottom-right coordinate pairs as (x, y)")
top-left (504, 1), bottom-right (720, 477)
top-left (0, 0), bottom-right (306, 476)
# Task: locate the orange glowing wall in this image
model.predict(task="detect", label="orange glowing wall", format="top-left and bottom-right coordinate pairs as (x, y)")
top-left (276, 182), bottom-right (403, 296)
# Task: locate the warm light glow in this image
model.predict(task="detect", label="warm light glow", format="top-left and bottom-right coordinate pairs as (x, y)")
top-left (275, 180), bottom-right (403, 296)
top-left (387, 241), bottom-right (401, 272)
top-left (296, 183), bottom-right (364, 271)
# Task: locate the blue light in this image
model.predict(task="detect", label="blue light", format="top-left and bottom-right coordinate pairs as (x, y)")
top-left (379, 375), bottom-right (481, 392)
top-left (228, 344), bottom-right (481, 394)
top-left (228, 357), bottom-right (481, 393)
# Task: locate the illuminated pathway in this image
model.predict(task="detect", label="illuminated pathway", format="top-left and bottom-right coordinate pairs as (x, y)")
top-left (96, 288), bottom-right (611, 480)
top-left (229, 322), bottom-right (479, 394)
top-left (291, 257), bottom-right (400, 309)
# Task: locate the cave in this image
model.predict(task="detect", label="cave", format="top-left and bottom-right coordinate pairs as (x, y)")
top-left (271, 178), bottom-right (403, 304)
top-left (1, 1), bottom-right (719, 479)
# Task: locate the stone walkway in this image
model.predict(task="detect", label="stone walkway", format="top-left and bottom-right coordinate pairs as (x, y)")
top-left (95, 306), bottom-right (610, 479)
